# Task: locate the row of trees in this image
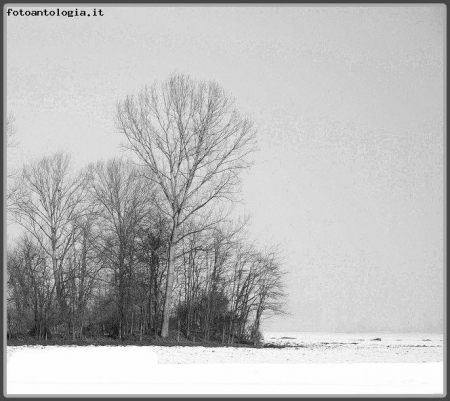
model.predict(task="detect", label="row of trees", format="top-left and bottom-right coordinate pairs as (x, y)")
top-left (7, 73), bottom-right (286, 344)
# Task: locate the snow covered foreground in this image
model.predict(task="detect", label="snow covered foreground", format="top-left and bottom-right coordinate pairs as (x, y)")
top-left (6, 332), bottom-right (444, 395)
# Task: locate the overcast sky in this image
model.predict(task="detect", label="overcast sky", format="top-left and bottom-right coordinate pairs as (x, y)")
top-left (6, 5), bottom-right (444, 333)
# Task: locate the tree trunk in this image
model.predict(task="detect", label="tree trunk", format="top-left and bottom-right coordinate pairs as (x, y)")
top-left (118, 268), bottom-right (124, 340)
top-left (252, 305), bottom-right (263, 345)
top-left (139, 305), bottom-right (143, 341)
top-left (130, 311), bottom-right (134, 336)
top-left (80, 315), bottom-right (84, 339)
top-left (186, 311), bottom-right (190, 338)
top-left (52, 249), bottom-right (70, 331)
top-left (161, 218), bottom-right (178, 338)
top-left (72, 299), bottom-right (76, 340)
top-left (148, 285), bottom-right (153, 334)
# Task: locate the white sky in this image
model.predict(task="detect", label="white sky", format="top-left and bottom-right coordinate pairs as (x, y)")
top-left (6, 5), bottom-right (445, 332)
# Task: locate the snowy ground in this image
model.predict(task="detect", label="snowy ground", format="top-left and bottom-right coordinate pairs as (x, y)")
top-left (6, 332), bottom-right (444, 395)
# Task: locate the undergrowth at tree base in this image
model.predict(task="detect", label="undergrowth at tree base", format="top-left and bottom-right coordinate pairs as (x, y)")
top-left (7, 333), bottom-right (287, 349)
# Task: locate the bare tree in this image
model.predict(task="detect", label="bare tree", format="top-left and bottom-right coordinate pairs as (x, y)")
top-left (87, 158), bottom-right (151, 339)
top-left (250, 248), bottom-right (287, 344)
top-left (134, 211), bottom-right (170, 337)
top-left (116, 73), bottom-right (257, 337)
top-left (9, 152), bottom-right (88, 331)
top-left (7, 235), bottom-right (56, 340)
top-left (65, 216), bottom-right (104, 339)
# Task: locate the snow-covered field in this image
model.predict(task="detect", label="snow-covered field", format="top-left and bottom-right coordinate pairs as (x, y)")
top-left (6, 332), bottom-right (444, 395)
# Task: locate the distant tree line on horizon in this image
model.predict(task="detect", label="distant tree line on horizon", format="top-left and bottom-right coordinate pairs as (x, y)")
top-left (6, 74), bottom-right (286, 345)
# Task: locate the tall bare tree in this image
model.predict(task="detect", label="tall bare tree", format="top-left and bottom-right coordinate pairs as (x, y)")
top-left (7, 236), bottom-right (55, 340)
top-left (65, 216), bottom-right (104, 339)
top-left (87, 158), bottom-right (151, 339)
top-left (251, 248), bottom-right (287, 344)
top-left (10, 152), bottom-right (88, 330)
top-left (116, 73), bottom-right (257, 337)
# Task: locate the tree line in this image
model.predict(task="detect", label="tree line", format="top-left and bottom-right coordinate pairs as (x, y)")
top-left (7, 73), bottom-right (286, 345)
